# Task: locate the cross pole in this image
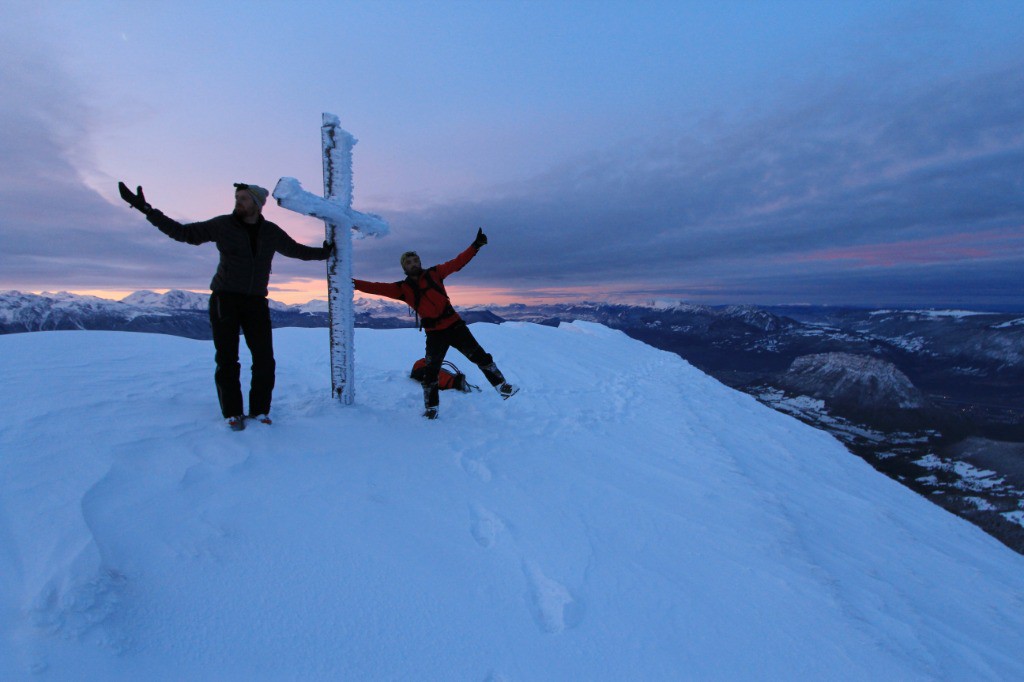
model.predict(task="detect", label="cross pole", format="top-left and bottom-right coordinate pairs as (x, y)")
top-left (273, 113), bottom-right (389, 404)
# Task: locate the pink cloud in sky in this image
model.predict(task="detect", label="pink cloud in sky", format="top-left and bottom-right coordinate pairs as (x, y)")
top-left (792, 227), bottom-right (1024, 268)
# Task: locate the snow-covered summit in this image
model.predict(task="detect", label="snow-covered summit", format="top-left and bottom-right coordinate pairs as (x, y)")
top-left (122, 288), bottom-right (298, 312)
top-left (353, 295), bottom-right (409, 316)
top-left (0, 290), bottom-right (152, 329)
top-left (121, 289), bottom-right (210, 310)
top-left (294, 298), bottom-right (329, 314)
top-left (646, 299), bottom-right (712, 314)
top-left (0, 290), bottom-right (329, 336)
top-left (2, 323), bottom-right (1023, 680)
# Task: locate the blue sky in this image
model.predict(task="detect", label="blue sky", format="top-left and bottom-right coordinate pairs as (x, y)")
top-left (2, 1), bottom-right (1022, 307)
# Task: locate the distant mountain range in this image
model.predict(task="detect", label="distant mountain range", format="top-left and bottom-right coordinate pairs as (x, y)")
top-left (3, 289), bottom-right (1023, 552)
top-left (0, 290), bottom-right (402, 338)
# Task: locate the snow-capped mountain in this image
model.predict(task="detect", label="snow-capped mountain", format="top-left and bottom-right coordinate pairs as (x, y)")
top-left (352, 295), bottom-right (407, 316)
top-left (0, 290), bottom-right (212, 339)
top-left (0, 290), bottom-right (503, 338)
top-left (121, 289), bottom-right (211, 311)
top-left (782, 308), bottom-right (1024, 381)
top-left (2, 324), bottom-right (1024, 680)
top-left (779, 352), bottom-right (928, 412)
top-left (0, 290), bottom-right (326, 338)
top-left (0, 290), bottom-right (141, 330)
top-left (122, 289), bottom-right (299, 312)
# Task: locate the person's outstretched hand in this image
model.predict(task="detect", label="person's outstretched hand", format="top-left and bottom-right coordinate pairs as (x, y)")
top-left (118, 182), bottom-right (152, 215)
top-left (472, 227), bottom-right (488, 249)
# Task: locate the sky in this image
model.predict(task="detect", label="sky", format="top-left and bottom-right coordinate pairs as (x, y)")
top-left (1, 0), bottom-right (1022, 307)
top-left (4, 324), bottom-right (1024, 678)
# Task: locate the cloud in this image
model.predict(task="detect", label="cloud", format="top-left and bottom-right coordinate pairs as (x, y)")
top-left (0, 41), bottom-right (222, 291)
top-left (790, 227), bottom-right (1024, 267)
top-left (0, 47), bottom-right (319, 294)
top-left (2, 17), bottom-right (1021, 309)
top-left (352, 62), bottom-right (1024, 306)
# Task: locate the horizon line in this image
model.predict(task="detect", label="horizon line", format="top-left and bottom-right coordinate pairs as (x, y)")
top-left (5, 287), bottom-right (1024, 314)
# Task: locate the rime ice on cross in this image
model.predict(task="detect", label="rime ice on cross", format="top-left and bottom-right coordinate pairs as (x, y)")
top-left (273, 113), bottom-right (389, 405)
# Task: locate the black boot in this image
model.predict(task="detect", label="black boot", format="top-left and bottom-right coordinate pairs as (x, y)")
top-left (496, 382), bottom-right (519, 400)
top-left (480, 361), bottom-right (505, 387)
top-left (422, 381), bottom-right (439, 419)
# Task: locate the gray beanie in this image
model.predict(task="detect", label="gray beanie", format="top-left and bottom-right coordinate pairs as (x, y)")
top-left (234, 182), bottom-right (268, 208)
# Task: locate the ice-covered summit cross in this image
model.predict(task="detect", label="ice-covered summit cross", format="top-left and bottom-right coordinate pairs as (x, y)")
top-left (273, 113), bottom-right (389, 405)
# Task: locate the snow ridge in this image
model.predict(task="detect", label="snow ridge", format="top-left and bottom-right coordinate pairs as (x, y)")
top-left (1, 324), bottom-right (1023, 680)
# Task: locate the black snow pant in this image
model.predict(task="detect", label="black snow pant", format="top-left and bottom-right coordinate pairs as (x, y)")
top-left (422, 320), bottom-right (505, 409)
top-left (209, 292), bottom-right (276, 418)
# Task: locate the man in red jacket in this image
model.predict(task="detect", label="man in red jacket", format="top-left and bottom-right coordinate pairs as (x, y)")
top-left (354, 228), bottom-right (517, 419)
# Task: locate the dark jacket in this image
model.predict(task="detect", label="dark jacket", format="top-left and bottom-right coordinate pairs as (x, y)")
top-left (147, 210), bottom-right (328, 297)
top-left (354, 245), bottom-right (478, 332)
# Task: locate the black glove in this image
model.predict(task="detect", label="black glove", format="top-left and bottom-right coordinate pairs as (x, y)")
top-left (472, 227), bottom-right (488, 249)
top-left (118, 182), bottom-right (152, 215)
top-left (322, 240), bottom-right (335, 257)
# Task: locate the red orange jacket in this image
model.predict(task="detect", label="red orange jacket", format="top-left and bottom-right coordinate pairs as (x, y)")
top-left (354, 245), bottom-right (479, 331)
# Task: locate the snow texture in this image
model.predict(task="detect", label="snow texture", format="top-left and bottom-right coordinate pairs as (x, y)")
top-left (2, 323), bottom-right (1024, 680)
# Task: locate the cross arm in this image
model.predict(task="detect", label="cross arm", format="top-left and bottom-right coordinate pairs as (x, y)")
top-left (273, 177), bottom-right (389, 237)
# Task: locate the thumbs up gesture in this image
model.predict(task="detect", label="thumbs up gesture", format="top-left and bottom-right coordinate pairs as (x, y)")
top-left (472, 227), bottom-right (488, 249)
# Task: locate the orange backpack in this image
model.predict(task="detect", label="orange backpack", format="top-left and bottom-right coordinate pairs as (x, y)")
top-left (410, 359), bottom-right (479, 392)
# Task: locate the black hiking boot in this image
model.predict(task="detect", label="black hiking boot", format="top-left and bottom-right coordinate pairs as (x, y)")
top-left (497, 383), bottom-right (519, 400)
top-left (422, 381), bottom-right (440, 419)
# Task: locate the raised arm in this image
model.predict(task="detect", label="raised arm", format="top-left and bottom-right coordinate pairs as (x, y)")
top-left (118, 181), bottom-right (216, 246)
top-left (434, 228), bottom-right (488, 280)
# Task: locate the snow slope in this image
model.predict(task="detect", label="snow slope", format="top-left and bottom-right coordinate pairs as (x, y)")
top-left (1, 323), bottom-right (1022, 680)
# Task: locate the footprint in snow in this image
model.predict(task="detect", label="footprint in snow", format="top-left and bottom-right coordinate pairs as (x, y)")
top-left (458, 453), bottom-right (493, 483)
top-left (522, 560), bottom-right (584, 634)
top-left (469, 504), bottom-right (505, 549)
top-left (30, 566), bottom-right (131, 652)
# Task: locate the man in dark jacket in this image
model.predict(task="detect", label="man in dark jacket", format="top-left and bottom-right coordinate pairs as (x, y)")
top-left (119, 181), bottom-right (331, 431)
top-left (353, 228), bottom-right (517, 419)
